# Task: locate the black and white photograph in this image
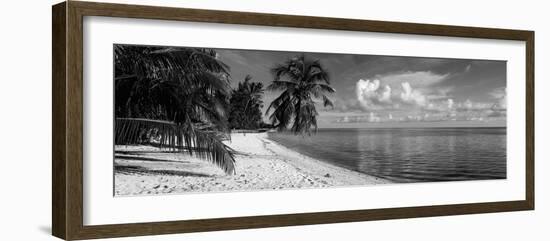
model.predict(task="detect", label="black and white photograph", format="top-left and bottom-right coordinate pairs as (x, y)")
top-left (1, 0), bottom-right (544, 240)
top-left (113, 44), bottom-right (507, 196)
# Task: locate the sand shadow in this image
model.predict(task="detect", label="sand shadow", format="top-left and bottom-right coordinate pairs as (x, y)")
top-left (115, 150), bottom-right (192, 155)
top-left (116, 150), bottom-right (249, 157)
top-left (114, 155), bottom-right (190, 164)
top-left (115, 165), bottom-right (213, 178)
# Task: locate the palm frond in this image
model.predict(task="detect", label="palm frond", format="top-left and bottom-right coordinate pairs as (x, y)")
top-left (149, 47), bottom-right (230, 74)
top-left (266, 80), bottom-right (298, 92)
top-left (307, 60), bottom-right (331, 84)
top-left (266, 90), bottom-right (290, 115)
top-left (291, 99), bottom-right (318, 135)
top-left (271, 63), bottom-right (301, 83)
top-left (115, 118), bottom-right (236, 174)
top-left (321, 95), bottom-right (334, 108)
top-left (307, 83), bottom-right (335, 99)
top-left (179, 71), bottom-right (231, 96)
top-left (269, 96), bottom-right (296, 131)
top-left (114, 45), bottom-right (236, 175)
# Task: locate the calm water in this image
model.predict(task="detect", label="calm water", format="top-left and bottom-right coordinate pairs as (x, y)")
top-left (268, 128), bottom-right (506, 183)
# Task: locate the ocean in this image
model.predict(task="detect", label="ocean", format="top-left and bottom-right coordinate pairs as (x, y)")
top-left (267, 127), bottom-right (506, 183)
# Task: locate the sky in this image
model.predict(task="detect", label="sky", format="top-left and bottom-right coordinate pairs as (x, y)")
top-left (215, 48), bottom-right (507, 128)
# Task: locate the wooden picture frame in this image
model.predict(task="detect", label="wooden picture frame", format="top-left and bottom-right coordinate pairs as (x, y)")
top-left (52, 1), bottom-right (534, 240)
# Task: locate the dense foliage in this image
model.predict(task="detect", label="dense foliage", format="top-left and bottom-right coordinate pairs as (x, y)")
top-left (228, 75), bottom-right (265, 130)
top-left (114, 45), bottom-right (236, 174)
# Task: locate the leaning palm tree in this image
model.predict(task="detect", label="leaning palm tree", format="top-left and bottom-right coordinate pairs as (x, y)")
top-left (114, 45), bottom-right (236, 174)
top-left (266, 55), bottom-right (335, 135)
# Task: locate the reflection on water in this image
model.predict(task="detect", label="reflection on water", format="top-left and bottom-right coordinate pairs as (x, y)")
top-left (268, 128), bottom-right (506, 183)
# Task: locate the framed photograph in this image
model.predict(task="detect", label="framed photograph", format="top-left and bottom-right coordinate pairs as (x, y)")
top-left (52, 1), bottom-right (534, 240)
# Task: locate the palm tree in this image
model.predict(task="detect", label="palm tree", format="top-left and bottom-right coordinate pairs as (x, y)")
top-left (241, 75), bottom-right (264, 118)
top-left (228, 75), bottom-right (264, 129)
top-left (114, 45), bottom-right (236, 174)
top-left (266, 55), bottom-right (335, 134)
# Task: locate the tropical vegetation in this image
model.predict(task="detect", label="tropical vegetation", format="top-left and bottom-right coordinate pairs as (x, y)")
top-left (266, 55), bottom-right (335, 135)
top-left (228, 75), bottom-right (265, 130)
top-left (113, 45), bottom-right (335, 175)
top-left (114, 45), bottom-right (236, 174)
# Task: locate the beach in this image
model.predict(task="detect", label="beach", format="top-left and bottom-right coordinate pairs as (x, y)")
top-left (114, 133), bottom-right (390, 196)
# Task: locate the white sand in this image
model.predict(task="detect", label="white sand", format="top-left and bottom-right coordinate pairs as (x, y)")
top-left (115, 133), bottom-right (390, 196)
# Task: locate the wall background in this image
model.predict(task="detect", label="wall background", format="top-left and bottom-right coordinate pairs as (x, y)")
top-left (0, 0), bottom-right (546, 240)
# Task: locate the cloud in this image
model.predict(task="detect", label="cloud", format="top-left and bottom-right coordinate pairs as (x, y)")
top-left (356, 79), bottom-right (393, 110)
top-left (456, 99), bottom-right (492, 111)
top-left (422, 98), bottom-right (455, 113)
top-left (368, 112), bottom-right (381, 122)
top-left (486, 87), bottom-right (507, 117)
top-left (334, 112), bottom-right (383, 123)
top-left (446, 98), bottom-right (506, 119)
top-left (351, 70), bottom-right (454, 112)
top-left (426, 86), bottom-right (454, 101)
top-left (447, 99), bottom-right (454, 109)
top-left (377, 71), bottom-right (449, 87)
top-left (380, 85), bottom-right (392, 103)
top-left (348, 72), bottom-right (506, 124)
top-left (489, 87), bottom-right (506, 99)
top-left (333, 97), bottom-right (505, 124)
top-left (399, 82), bottom-right (427, 107)
top-left (418, 96), bottom-right (507, 122)
top-left (464, 99), bottom-right (473, 109)
top-left (355, 76), bottom-right (450, 111)
top-left (489, 87), bottom-right (507, 110)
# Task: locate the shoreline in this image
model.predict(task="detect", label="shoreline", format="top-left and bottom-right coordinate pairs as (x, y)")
top-left (114, 133), bottom-right (391, 196)
top-left (259, 133), bottom-right (391, 186)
